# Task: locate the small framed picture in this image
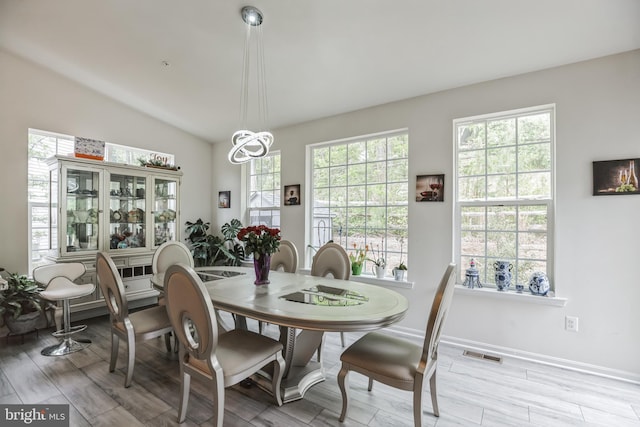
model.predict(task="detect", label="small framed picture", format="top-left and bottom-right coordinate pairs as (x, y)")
top-left (284, 184), bottom-right (301, 206)
top-left (593, 158), bottom-right (640, 195)
top-left (416, 174), bottom-right (444, 202)
top-left (218, 191), bottom-right (230, 208)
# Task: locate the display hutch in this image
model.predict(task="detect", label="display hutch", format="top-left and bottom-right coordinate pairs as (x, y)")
top-left (46, 155), bottom-right (182, 319)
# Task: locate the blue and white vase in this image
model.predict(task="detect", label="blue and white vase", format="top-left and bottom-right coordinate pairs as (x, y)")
top-left (493, 260), bottom-right (513, 291)
top-left (528, 272), bottom-right (550, 296)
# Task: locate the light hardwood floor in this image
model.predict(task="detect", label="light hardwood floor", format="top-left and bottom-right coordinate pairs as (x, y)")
top-left (1, 314), bottom-right (639, 426)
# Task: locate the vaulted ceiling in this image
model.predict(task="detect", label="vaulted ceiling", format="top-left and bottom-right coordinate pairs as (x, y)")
top-left (1, 0), bottom-right (638, 143)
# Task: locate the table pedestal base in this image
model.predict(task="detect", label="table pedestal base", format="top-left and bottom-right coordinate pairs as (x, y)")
top-left (252, 326), bottom-right (326, 403)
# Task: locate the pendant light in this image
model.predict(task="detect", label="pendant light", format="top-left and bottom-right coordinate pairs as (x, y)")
top-left (228, 6), bottom-right (274, 164)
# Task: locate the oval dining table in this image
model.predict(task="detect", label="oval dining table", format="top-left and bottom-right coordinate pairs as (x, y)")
top-left (152, 265), bottom-right (409, 403)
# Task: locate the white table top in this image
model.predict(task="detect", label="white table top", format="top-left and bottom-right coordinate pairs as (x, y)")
top-left (153, 266), bottom-right (408, 333)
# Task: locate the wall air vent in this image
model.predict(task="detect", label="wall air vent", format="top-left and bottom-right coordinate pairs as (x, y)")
top-left (463, 350), bottom-right (503, 363)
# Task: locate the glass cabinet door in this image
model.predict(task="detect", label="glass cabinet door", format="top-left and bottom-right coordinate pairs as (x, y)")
top-left (64, 168), bottom-right (100, 253)
top-left (152, 177), bottom-right (178, 246)
top-left (108, 173), bottom-right (146, 250)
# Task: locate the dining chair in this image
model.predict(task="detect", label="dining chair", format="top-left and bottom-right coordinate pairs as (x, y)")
top-left (337, 263), bottom-right (456, 426)
top-left (96, 251), bottom-right (174, 387)
top-left (254, 239), bottom-right (299, 334)
top-left (163, 263), bottom-right (285, 425)
top-left (152, 240), bottom-right (194, 304)
top-left (270, 239), bottom-right (298, 273)
top-left (33, 262), bottom-right (95, 356)
top-left (152, 240), bottom-right (194, 350)
top-left (310, 242), bottom-right (351, 348)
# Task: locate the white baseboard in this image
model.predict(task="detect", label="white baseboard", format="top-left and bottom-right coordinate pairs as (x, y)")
top-left (385, 325), bottom-right (640, 385)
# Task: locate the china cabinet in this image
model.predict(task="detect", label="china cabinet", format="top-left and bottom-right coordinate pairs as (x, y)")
top-left (46, 155), bottom-right (182, 319)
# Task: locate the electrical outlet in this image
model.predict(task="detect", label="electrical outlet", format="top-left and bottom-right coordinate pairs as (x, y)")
top-left (565, 316), bottom-right (579, 332)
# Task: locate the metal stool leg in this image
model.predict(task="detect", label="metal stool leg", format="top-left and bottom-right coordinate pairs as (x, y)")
top-left (41, 298), bottom-right (91, 356)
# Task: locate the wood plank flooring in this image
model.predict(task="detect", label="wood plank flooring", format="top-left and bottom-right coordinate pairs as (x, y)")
top-left (1, 314), bottom-right (639, 426)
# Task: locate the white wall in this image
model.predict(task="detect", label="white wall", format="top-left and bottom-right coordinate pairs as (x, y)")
top-left (212, 49), bottom-right (640, 378)
top-left (0, 50), bottom-right (213, 274)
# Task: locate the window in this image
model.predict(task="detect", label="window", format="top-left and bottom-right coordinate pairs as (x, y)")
top-left (27, 129), bottom-right (174, 273)
top-left (247, 152), bottom-right (281, 227)
top-left (454, 105), bottom-right (554, 289)
top-left (309, 131), bottom-right (409, 273)
top-left (28, 130), bottom-right (74, 272)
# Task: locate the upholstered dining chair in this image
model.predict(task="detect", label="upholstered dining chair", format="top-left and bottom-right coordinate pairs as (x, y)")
top-left (310, 242), bottom-right (351, 348)
top-left (270, 239), bottom-right (298, 273)
top-left (253, 239), bottom-right (300, 334)
top-left (96, 251), bottom-right (173, 387)
top-left (337, 263), bottom-right (456, 427)
top-left (33, 262), bottom-right (95, 356)
top-left (163, 263), bottom-right (285, 425)
top-left (152, 240), bottom-right (194, 350)
top-left (152, 240), bottom-right (194, 303)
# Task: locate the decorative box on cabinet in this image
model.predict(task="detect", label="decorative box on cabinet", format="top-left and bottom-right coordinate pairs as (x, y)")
top-left (45, 155), bottom-right (182, 320)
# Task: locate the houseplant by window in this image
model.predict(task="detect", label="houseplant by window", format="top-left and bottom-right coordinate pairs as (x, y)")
top-left (392, 237), bottom-right (407, 281)
top-left (238, 225), bottom-right (281, 285)
top-left (0, 273), bottom-right (43, 334)
top-left (349, 243), bottom-right (368, 276)
top-left (367, 241), bottom-right (386, 278)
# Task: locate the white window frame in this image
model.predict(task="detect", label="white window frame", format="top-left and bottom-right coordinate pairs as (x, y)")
top-left (307, 130), bottom-right (409, 276)
top-left (245, 151), bottom-right (281, 227)
top-left (453, 105), bottom-right (555, 290)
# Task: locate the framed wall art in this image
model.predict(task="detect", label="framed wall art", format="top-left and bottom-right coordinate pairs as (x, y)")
top-left (284, 184), bottom-right (301, 206)
top-left (593, 158), bottom-right (639, 196)
top-left (218, 191), bottom-right (231, 208)
top-left (416, 174), bottom-right (444, 202)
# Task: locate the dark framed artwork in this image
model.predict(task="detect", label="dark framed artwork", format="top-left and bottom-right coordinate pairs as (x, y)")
top-left (593, 158), bottom-right (640, 196)
top-left (218, 191), bottom-right (231, 208)
top-left (284, 184), bottom-right (301, 206)
top-left (416, 174), bottom-right (444, 202)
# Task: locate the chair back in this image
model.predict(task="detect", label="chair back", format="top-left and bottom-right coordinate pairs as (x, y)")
top-left (152, 241), bottom-right (194, 275)
top-left (422, 263), bottom-right (456, 365)
top-left (270, 240), bottom-right (298, 273)
top-left (33, 263), bottom-right (86, 286)
top-left (96, 252), bottom-right (128, 322)
top-left (310, 242), bottom-right (351, 280)
top-left (164, 264), bottom-right (218, 362)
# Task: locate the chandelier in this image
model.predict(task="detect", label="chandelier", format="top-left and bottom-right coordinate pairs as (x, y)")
top-left (228, 6), bottom-right (274, 164)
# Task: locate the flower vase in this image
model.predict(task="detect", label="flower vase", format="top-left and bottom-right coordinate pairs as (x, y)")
top-left (351, 262), bottom-right (363, 276)
top-left (253, 253), bottom-right (271, 285)
top-left (374, 265), bottom-right (386, 279)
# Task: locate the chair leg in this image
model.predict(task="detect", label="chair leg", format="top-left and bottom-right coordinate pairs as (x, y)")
top-left (271, 356), bottom-right (285, 406)
top-left (212, 376), bottom-right (225, 427)
top-left (368, 377), bottom-right (374, 391)
top-left (178, 371), bottom-right (190, 423)
top-left (413, 375), bottom-right (425, 427)
top-left (429, 369), bottom-right (439, 417)
top-left (109, 331), bottom-right (119, 372)
top-left (337, 365), bottom-right (350, 422)
top-left (124, 333), bottom-right (135, 388)
top-left (340, 331), bottom-right (345, 347)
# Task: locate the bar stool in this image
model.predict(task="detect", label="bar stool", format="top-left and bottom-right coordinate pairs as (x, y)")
top-left (33, 263), bottom-right (95, 356)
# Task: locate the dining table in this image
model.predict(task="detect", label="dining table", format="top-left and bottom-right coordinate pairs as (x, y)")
top-left (151, 265), bottom-right (409, 403)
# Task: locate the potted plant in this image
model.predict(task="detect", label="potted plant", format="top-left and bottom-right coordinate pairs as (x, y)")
top-left (348, 243), bottom-right (368, 276)
top-left (392, 236), bottom-right (407, 281)
top-left (393, 261), bottom-right (407, 281)
top-left (184, 218), bottom-right (245, 267)
top-left (367, 240), bottom-right (386, 278)
top-left (0, 273), bottom-right (43, 334)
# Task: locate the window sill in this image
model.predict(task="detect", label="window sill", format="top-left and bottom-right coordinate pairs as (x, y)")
top-left (454, 285), bottom-right (567, 307)
top-left (298, 269), bottom-right (414, 289)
